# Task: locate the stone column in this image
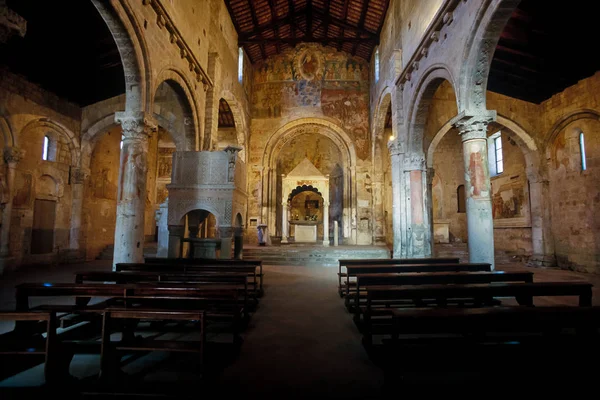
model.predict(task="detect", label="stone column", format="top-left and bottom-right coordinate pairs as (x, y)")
top-left (281, 200), bottom-right (289, 244)
top-left (333, 220), bottom-right (339, 246)
top-left (387, 141), bottom-right (403, 258)
top-left (112, 112), bottom-right (157, 269)
top-left (323, 201), bottom-right (330, 246)
top-left (167, 224), bottom-right (184, 258)
top-left (218, 226), bottom-right (233, 259)
top-left (69, 167), bottom-right (88, 251)
top-left (403, 153), bottom-right (432, 258)
top-left (528, 175), bottom-right (556, 267)
top-left (0, 146), bottom-right (22, 257)
top-left (155, 199), bottom-right (169, 257)
top-left (454, 114), bottom-right (496, 270)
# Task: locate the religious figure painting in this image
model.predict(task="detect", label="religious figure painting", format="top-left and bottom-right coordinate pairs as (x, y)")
top-left (491, 174), bottom-right (531, 227)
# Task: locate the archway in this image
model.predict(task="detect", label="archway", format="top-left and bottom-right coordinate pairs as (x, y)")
top-left (262, 118), bottom-right (357, 244)
top-left (180, 209), bottom-right (219, 259)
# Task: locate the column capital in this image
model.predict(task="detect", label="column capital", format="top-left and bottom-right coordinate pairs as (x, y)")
top-left (115, 112), bottom-right (158, 139)
top-left (0, 2), bottom-right (27, 43)
top-left (387, 140), bottom-right (404, 156)
top-left (3, 146), bottom-right (23, 166)
top-left (451, 111), bottom-right (496, 141)
top-left (403, 152), bottom-right (426, 171)
top-left (69, 167), bottom-right (90, 185)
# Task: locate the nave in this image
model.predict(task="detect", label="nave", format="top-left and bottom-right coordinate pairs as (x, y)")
top-left (1, 258), bottom-right (600, 398)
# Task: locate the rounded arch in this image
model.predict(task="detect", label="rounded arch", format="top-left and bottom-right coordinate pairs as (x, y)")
top-left (19, 118), bottom-right (80, 166)
top-left (0, 115), bottom-right (15, 147)
top-left (220, 89), bottom-right (249, 154)
top-left (372, 87), bottom-right (394, 142)
top-left (168, 202), bottom-right (224, 227)
top-left (263, 117), bottom-right (357, 169)
top-left (544, 109), bottom-right (600, 153)
top-left (407, 65), bottom-right (458, 154)
top-left (153, 69), bottom-right (199, 152)
top-left (91, 0), bottom-right (150, 113)
top-left (287, 185), bottom-right (323, 202)
top-left (81, 114), bottom-right (119, 170)
top-left (459, 0), bottom-right (521, 113)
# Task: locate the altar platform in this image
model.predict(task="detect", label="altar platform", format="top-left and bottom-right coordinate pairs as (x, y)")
top-left (243, 244), bottom-right (391, 267)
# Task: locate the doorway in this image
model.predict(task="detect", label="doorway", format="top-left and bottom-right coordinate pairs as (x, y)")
top-left (31, 199), bottom-right (56, 254)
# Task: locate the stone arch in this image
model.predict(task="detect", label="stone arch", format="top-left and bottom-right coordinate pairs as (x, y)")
top-left (153, 67), bottom-right (201, 151)
top-left (543, 109), bottom-right (600, 155)
top-left (220, 89), bottom-right (248, 159)
top-left (19, 118), bottom-right (80, 167)
top-left (0, 115), bottom-right (15, 147)
top-left (168, 201), bottom-right (229, 227)
top-left (263, 118), bottom-right (356, 169)
top-left (91, 0), bottom-right (150, 113)
top-left (372, 87), bottom-right (394, 143)
top-left (459, 0), bottom-right (521, 113)
top-left (407, 65), bottom-right (458, 155)
top-left (262, 117), bottom-right (357, 243)
top-left (287, 185), bottom-right (322, 202)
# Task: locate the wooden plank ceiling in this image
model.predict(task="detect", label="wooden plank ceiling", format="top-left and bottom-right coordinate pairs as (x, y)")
top-left (488, 0), bottom-right (599, 104)
top-left (218, 98), bottom-right (236, 127)
top-left (224, 0), bottom-right (390, 63)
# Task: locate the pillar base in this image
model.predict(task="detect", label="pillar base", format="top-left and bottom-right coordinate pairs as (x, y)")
top-left (322, 240), bottom-right (330, 247)
top-left (281, 237), bottom-right (288, 244)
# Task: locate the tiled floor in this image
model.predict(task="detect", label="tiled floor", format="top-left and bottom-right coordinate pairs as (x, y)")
top-left (0, 259), bottom-right (599, 398)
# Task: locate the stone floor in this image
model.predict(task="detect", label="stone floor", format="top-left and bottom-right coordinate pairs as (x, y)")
top-left (1, 258), bottom-right (600, 398)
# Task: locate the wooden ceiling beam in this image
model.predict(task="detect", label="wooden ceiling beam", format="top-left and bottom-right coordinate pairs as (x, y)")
top-left (311, 8), bottom-right (376, 39)
top-left (240, 37), bottom-right (378, 45)
top-left (288, 0), bottom-right (295, 38)
top-left (323, 0), bottom-right (331, 38)
top-left (307, 0), bottom-right (313, 38)
top-left (352, 0), bottom-right (371, 55)
top-left (338, 0), bottom-right (350, 52)
top-left (267, 0), bottom-right (280, 53)
top-left (247, 0), bottom-right (267, 60)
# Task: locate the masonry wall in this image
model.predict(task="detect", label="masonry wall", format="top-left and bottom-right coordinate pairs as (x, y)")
top-left (0, 70), bottom-right (81, 265)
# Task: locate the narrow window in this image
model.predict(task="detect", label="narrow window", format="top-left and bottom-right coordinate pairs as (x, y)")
top-left (457, 185), bottom-right (466, 213)
top-left (120, 134), bottom-right (124, 150)
top-left (580, 132), bottom-right (587, 171)
top-left (494, 135), bottom-right (504, 174)
top-left (238, 47), bottom-right (244, 82)
top-left (42, 135), bottom-right (50, 160)
top-left (374, 48), bottom-right (380, 82)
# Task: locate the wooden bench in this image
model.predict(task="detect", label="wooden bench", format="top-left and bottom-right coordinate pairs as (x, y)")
top-left (349, 270), bottom-right (534, 312)
top-left (380, 306), bottom-right (600, 384)
top-left (337, 257), bottom-right (460, 296)
top-left (362, 281), bottom-right (594, 345)
top-left (100, 308), bottom-right (206, 383)
top-left (75, 270), bottom-right (258, 309)
top-left (119, 262), bottom-right (264, 296)
top-left (0, 311), bottom-right (57, 384)
top-left (343, 263), bottom-right (491, 301)
top-left (144, 258), bottom-right (264, 295)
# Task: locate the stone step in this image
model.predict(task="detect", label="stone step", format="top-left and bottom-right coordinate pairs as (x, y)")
top-left (241, 245), bottom-right (390, 267)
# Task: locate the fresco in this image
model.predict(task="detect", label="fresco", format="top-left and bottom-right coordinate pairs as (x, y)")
top-left (491, 174), bottom-right (531, 227)
top-left (252, 44), bottom-right (370, 159)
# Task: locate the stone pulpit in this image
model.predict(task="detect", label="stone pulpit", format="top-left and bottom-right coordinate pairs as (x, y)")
top-left (282, 158), bottom-right (330, 246)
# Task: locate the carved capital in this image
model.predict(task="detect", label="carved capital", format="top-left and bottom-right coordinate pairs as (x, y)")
top-left (115, 112), bottom-right (158, 139)
top-left (70, 167), bottom-right (89, 184)
top-left (452, 111), bottom-right (496, 141)
top-left (403, 153), bottom-right (426, 171)
top-left (0, 2), bottom-right (27, 43)
top-left (3, 146), bottom-right (23, 166)
top-left (387, 140), bottom-right (403, 156)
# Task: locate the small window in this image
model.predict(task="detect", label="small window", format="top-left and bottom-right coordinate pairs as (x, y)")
top-left (580, 132), bottom-right (587, 171)
top-left (238, 47), bottom-right (244, 82)
top-left (374, 48), bottom-right (380, 82)
top-left (488, 132), bottom-right (504, 176)
top-left (42, 135), bottom-right (50, 160)
top-left (457, 185), bottom-right (466, 213)
top-left (120, 134), bottom-right (124, 150)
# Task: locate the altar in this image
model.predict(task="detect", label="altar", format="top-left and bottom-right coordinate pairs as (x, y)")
top-left (290, 220), bottom-right (320, 243)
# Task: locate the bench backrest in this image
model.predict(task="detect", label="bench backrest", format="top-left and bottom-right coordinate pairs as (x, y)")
top-left (145, 257), bottom-right (262, 266)
top-left (356, 271), bottom-right (533, 287)
top-left (76, 271), bottom-right (249, 285)
top-left (116, 263), bottom-right (258, 274)
top-left (340, 257), bottom-right (459, 268)
top-left (346, 263), bottom-right (491, 275)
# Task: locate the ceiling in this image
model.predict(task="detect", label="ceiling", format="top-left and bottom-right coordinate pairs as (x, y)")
top-left (224, 0), bottom-right (390, 64)
top-left (488, 0), bottom-right (600, 104)
top-left (1, 0), bottom-right (124, 107)
top-left (219, 98), bottom-right (236, 127)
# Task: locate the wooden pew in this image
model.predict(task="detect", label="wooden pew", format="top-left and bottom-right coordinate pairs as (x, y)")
top-left (362, 281), bottom-right (594, 346)
top-left (338, 257), bottom-right (460, 296)
top-left (381, 306), bottom-right (600, 383)
top-left (119, 262), bottom-right (263, 296)
top-left (75, 270), bottom-right (258, 310)
top-left (0, 311), bottom-right (57, 384)
top-left (100, 308), bottom-right (206, 383)
top-left (145, 258), bottom-right (264, 295)
top-left (350, 270), bottom-right (534, 313)
top-left (343, 263), bottom-right (492, 302)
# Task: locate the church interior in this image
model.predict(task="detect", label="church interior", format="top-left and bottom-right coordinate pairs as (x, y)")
top-left (0, 0), bottom-right (599, 397)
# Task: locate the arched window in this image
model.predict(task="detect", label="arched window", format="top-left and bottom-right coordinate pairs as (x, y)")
top-left (488, 131), bottom-right (504, 176)
top-left (580, 132), bottom-right (587, 171)
top-left (238, 47), bottom-right (244, 82)
top-left (457, 185), bottom-right (466, 213)
top-left (374, 48), bottom-right (380, 82)
top-left (42, 135), bottom-right (50, 160)
top-left (120, 134), bottom-right (124, 150)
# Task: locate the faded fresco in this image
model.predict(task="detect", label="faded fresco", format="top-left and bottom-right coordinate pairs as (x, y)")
top-left (491, 174), bottom-right (530, 227)
top-left (253, 44), bottom-right (370, 159)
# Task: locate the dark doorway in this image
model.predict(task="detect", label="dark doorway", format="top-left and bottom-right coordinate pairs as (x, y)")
top-left (31, 199), bottom-right (56, 254)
